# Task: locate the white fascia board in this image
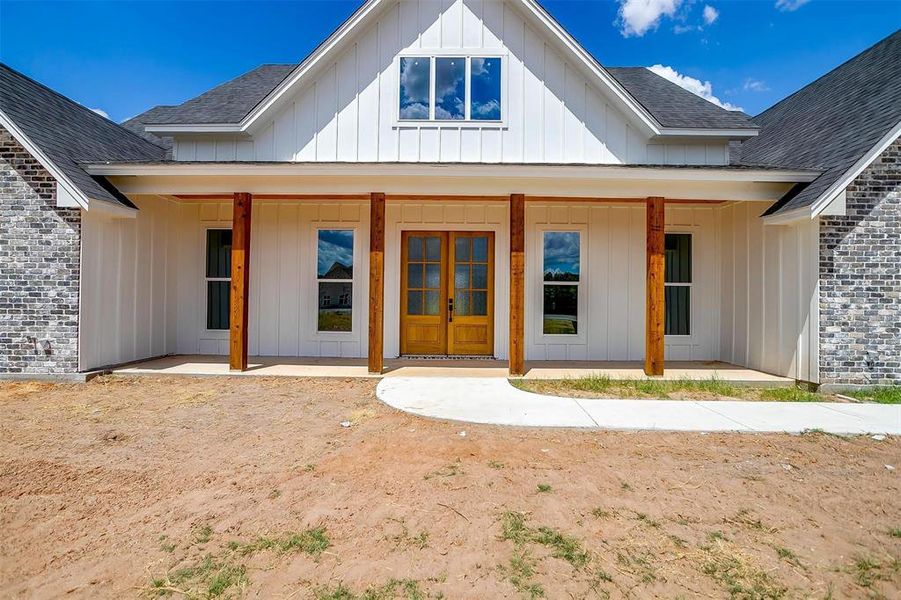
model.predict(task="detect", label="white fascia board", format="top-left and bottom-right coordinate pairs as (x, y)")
top-left (82, 161), bottom-right (819, 183)
top-left (655, 128), bottom-right (758, 139)
top-left (809, 120), bottom-right (901, 218)
top-left (762, 205), bottom-right (811, 225)
top-left (0, 108), bottom-right (90, 210)
top-left (144, 123), bottom-right (246, 134)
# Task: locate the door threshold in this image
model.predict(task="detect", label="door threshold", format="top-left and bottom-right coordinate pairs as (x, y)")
top-left (400, 355), bottom-right (497, 361)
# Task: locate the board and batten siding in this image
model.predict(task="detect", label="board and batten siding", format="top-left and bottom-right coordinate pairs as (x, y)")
top-left (79, 196), bottom-right (179, 370)
top-left (172, 200), bottom-right (370, 358)
top-left (718, 202), bottom-right (819, 382)
top-left (525, 203), bottom-right (720, 362)
top-left (172, 0), bottom-right (727, 166)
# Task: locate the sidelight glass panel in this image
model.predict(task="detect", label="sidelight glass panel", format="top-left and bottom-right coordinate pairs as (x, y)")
top-left (665, 286), bottom-right (690, 336)
top-left (665, 234), bottom-right (691, 283)
top-left (543, 285), bottom-right (578, 335)
top-left (470, 57), bottom-right (502, 121)
top-left (399, 57), bottom-right (430, 120)
top-left (435, 57), bottom-right (465, 120)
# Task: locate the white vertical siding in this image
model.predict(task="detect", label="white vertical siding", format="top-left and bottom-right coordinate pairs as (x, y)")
top-left (172, 200), bottom-right (370, 358)
top-left (79, 196), bottom-right (178, 370)
top-left (718, 202), bottom-right (819, 382)
top-left (172, 0), bottom-right (729, 166)
top-left (525, 202), bottom-right (720, 362)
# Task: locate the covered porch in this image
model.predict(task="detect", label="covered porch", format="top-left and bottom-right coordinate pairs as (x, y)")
top-left (112, 354), bottom-right (793, 385)
top-left (79, 162), bottom-right (819, 382)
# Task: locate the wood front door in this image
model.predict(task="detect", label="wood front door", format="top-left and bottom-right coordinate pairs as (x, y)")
top-left (400, 231), bottom-right (494, 356)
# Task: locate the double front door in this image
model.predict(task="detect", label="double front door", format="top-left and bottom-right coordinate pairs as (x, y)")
top-left (401, 231), bottom-right (495, 356)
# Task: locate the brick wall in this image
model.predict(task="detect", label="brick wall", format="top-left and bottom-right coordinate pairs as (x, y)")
top-left (819, 136), bottom-right (901, 385)
top-left (0, 126), bottom-right (81, 373)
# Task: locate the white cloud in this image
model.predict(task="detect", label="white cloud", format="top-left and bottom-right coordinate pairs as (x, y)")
top-left (702, 5), bottom-right (719, 25)
top-left (775, 0), bottom-right (810, 11)
top-left (647, 64), bottom-right (743, 111)
top-left (617, 0), bottom-right (683, 37)
top-left (743, 78), bottom-right (770, 92)
top-left (89, 108), bottom-right (110, 119)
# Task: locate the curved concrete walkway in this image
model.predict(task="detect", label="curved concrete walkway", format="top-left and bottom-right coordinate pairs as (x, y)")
top-left (376, 377), bottom-right (901, 434)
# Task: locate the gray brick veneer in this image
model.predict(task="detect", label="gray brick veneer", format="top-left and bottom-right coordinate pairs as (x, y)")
top-left (819, 137), bottom-right (901, 384)
top-left (0, 126), bottom-right (81, 373)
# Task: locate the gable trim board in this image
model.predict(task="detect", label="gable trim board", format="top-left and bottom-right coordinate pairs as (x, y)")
top-left (762, 121), bottom-right (901, 224)
top-left (143, 0), bottom-right (756, 140)
top-left (0, 108), bottom-right (138, 218)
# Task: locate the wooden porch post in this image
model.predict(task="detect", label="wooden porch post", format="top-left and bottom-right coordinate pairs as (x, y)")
top-left (645, 196), bottom-right (665, 376)
top-left (230, 192), bottom-right (252, 371)
top-left (368, 192), bottom-right (386, 374)
top-left (509, 193), bottom-right (526, 376)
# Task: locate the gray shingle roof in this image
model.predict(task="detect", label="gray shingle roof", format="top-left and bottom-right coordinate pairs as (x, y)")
top-left (606, 67), bottom-right (757, 130)
top-left (121, 105), bottom-right (177, 157)
top-left (144, 63), bottom-right (756, 132)
top-left (734, 30), bottom-right (901, 216)
top-left (0, 63), bottom-right (166, 207)
top-left (142, 65), bottom-right (295, 124)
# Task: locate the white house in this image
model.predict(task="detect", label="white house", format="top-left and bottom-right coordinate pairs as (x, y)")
top-left (1, 1), bottom-right (898, 385)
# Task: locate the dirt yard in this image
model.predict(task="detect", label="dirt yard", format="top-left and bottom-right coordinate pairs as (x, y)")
top-left (1, 376), bottom-right (898, 599)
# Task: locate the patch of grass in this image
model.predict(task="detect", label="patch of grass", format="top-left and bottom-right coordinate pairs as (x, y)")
top-left (227, 527), bottom-right (331, 557)
top-left (536, 483), bottom-right (552, 493)
top-left (697, 539), bottom-right (787, 599)
top-left (268, 489), bottom-right (281, 499)
top-left (488, 460), bottom-right (505, 469)
top-left (620, 481), bottom-right (632, 492)
top-left (149, 554), bottom-right (248, 598)
top-left (315, 578), bottom-right (431, 600)
top-left (502, 549), bottom-right (545, 599)
top-left (158, 535), bottom-right (176, 553)
top-left (760, 386), bottom-right (820, 402)
top-left (889, 527), bottom-right (901, 538)
top-left (848, 554), bottom-right (899, 588)
top-left (634, 512), bottom-right (661, 529)
top-left (840, 386), bottom-right (901, 404)
top-left (412, 531), bottom-right (430, 550)
top-left (774, 546), bottom-right (802, 567)
top-left (533, 526), bottom-right (590, 569)
top-left (192, 524), bottom-right (213, 545)
top-left (423, 460), bottom-right (464, 480)
top-left (590, 508), bottom-right (611, 519)
top-left (727, 509), bottom-right (776, 534)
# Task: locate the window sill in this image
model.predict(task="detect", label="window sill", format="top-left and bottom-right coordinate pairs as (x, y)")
top-left (393, 121), bottom-right (508, 131)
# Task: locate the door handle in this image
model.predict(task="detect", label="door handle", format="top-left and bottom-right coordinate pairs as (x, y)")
top-left (448, 297), bottom-right (454, 323)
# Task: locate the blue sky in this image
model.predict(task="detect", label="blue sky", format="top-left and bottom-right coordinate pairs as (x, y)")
top-left (0, 0), bottom-right (898, 122)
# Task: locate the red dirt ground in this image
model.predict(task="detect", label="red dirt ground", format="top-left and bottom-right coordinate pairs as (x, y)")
top-left (0, 375), bottom-right (898, 599)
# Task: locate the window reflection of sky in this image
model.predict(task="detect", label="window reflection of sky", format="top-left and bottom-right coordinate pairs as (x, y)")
top-left (543, 232), bottom-right (579, 281)
top-left (318, 230), bottom-right (354, 278)
top-left (471, 57), bottom-right (501, 120)
top-left (399, 57), bottom-right (430, 119)
top-left (435, 57), bottom-right (465, 120)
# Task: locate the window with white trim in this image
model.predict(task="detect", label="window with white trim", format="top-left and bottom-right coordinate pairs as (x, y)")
top-left (399, 56), bottom-right (502, 122)
top-left (542, 231), bottom-right (580, 335)
top-left (205, 229), bottom-right (231, 330)
top-left (317, 229), bottom-right (354, 333)
top-left (664, 233), bottom-right (691, 336)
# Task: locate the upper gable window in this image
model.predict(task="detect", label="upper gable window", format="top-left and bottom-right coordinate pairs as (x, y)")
top-left (399, 55), bottom-right (502, 123)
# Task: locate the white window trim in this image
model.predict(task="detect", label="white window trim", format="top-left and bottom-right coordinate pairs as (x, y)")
top-left (538, 228), bottom-right (585, 340)
top-left (314, 226), bottom-right (358, 336)
top-left (394, 51), bottom-right (508, 129)
top-left (203, 226), bottom-right (232, 333)
top-left (664, 231), bottom-right (693, 339)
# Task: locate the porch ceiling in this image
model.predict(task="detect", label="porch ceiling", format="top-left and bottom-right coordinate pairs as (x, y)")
top-left (83, 162), bottom-right (817, 202)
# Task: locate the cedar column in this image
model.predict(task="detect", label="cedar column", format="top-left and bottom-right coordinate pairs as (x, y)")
top-left (645, 196), bottom-right (665, 376)
top-left (509, 193), bottom-right (526, 376)
top-left (368, 192), bottom-right (386, 374)
top-left (230, 192), bottom-right (252, 371)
